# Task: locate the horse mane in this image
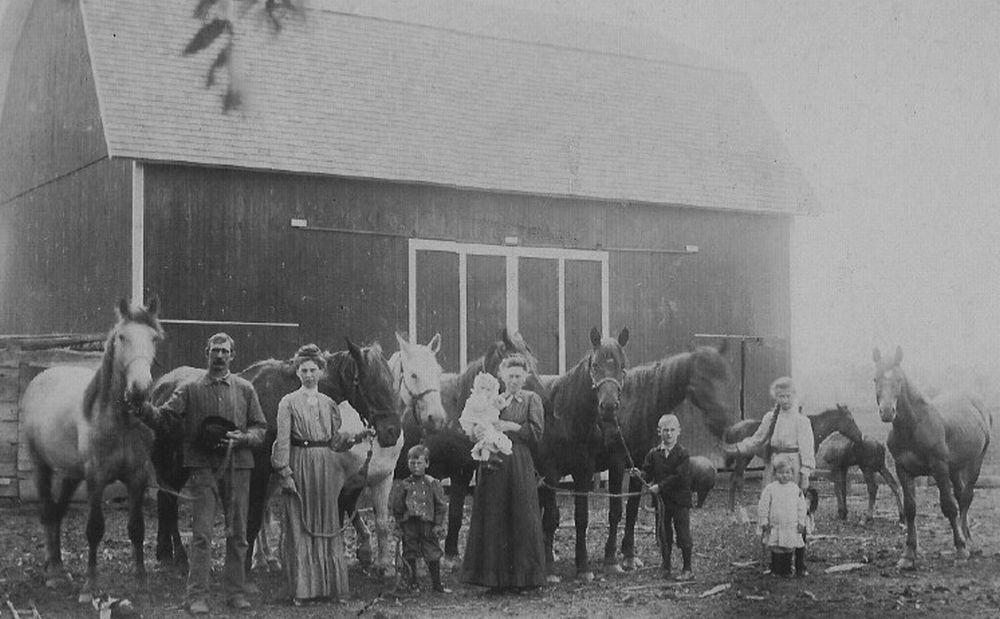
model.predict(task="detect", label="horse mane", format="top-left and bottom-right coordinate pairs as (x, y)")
top-left (82, 330), bottom-right (120, 421)
top-left (624, 353), bottom-right (692, 412)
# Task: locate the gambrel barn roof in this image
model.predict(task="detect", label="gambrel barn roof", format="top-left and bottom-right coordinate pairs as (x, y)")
top-left (77, 0), bottom-right (815, 214)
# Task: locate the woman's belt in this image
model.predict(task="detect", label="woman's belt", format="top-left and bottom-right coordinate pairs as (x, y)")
top-left (291, 438), bottom-right (331, 448)
top-left (770, 446), bottom-right (799, 454)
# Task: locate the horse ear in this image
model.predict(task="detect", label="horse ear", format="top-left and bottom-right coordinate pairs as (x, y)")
top-left (590, 326), bottom-right (601, 348)
top-left (717, 339), bottom-right (729, 356)
top-left (428, 333), bottom-right (442, 354)
top-left (145, 296), bottom-right (159, 315)
top-left (892, 346), bottom-right (903, 367)
top-left (872, 347), bottom-right (882, 364)
top-left (395, 332), bottom-right (409, 351)
top-left (617, 327), bottom-right (629, 347)
top-left (116, 298), bottom-right (131, 320)
top-left (345, 337), bottom-right (363, 364)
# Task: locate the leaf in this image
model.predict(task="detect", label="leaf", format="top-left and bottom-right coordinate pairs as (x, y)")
top-left (192, 0), bottom-right (218, 19)
top-left (183, 18), bottom-right (230, 56)
top-left (222, 86), bottom-right (243, 112)
top-left (206, 42), bottom-right (230, 87)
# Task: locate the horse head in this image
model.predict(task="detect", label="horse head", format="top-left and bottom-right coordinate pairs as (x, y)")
top-left (344, 338), bottom-right (402, 448)
top-left (588, 326), bottom-right (629, 422)
top-left (873, 346), bottom-right (905, 422)
top-left (391, 332), bottom-right (447, 434)
top-left (684, 342), bottom-right (734, 438)
top-left (835, 404), bottom-right (864, 443)
top-left (486, 329), bottom-right (548, 399)
top-left (112, 297), bottom-right (164, 407)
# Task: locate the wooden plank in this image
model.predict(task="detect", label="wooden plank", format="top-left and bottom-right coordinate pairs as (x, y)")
top-left (0, 477), bottom-right (18, 498)
top-left (0, 461), bottom-right (15, 476)
top-left (0, 440), bottom-right (16, 464)
top-left (0, 402), bottom-right (16, 423)
top-left (0, 366), bottom-right (18, 402)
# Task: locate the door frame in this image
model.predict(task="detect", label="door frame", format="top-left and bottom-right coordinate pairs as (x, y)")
top-left (408, 238), bottom-right (609, 373)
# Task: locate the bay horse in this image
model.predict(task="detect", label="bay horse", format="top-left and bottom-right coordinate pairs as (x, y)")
top-left (873, 346), bottom-right (991, 569)
top-left (150, 339), bottom-right (403, 576)
top-left (816, 431), bottom-right (904, 521)
top-left (609, 343), bottom-right (735, 571)
top-left (723, 404), bottom-right (865, 512)
top-left (398, 329), bottom-right (546, 559)
top-left (537, 326), bottom-right (629, 582)
top-left (21, 298), bottom-right (163, 603)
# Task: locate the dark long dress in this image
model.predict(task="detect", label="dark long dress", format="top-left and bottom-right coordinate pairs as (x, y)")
top-left (460, 389), bottom-right (547, 588)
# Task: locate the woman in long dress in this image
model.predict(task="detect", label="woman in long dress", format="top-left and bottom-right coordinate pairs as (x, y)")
top-left (460, 354), bottom-right (547, 591)
top-left (271, 344), bottom-right (368, 604)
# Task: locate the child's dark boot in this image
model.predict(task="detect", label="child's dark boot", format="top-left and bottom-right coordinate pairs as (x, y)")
top-left (429, 560), bottom-right (452, 594)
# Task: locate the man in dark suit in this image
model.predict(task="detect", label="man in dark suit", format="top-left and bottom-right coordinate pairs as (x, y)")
top-left (636, 414), bottom-right (694, 580)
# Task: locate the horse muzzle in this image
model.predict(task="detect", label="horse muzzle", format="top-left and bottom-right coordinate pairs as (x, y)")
top-left (878, 403), bottom-right (897, 423)
top-left (377, 423), bottom-right (401, 447)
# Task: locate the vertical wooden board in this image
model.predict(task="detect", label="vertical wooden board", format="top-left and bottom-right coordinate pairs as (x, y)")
top-left (416, 251), bottom-right (460, 372)
top-left (564, 260), bottom-right (603, 368)
top-left (0, 402), bottom-right (16, 423)
top-left (517, 258), bottom-right (558, 374)
top-left (466, 255), bottom-right (506, 365)
top-left (0, 366), bottom-right (19, 402)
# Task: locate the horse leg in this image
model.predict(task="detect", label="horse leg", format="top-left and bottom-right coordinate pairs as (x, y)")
top-left (834, 466), bottom-right (848, 520)
top-left (862, 467), bottom-right (879, 522)
top-left (620, 476), bottom-right (643, 570)
top-left (370, 478), bottom-right (396, 578)
top-left (896, 467), bottom-right (918, 570)
top-left (603, 463), bottom-right (624, 572)
top-left (933, 464), bottom-right (966, 561)
top-left (573, 473), bottom-right (593, 581)
top-left (38, 465), bottom-right (80, 585)
top-left (243, 465), bottom-right (271, 575)
top-left (126, 473), bottom-right (149, 585)
top-left (81, 476), bottom-right (109, 604)
top-left (879, 465), bottom-right (904, 524)
top-left (947, 467), bottom-right (972, 560)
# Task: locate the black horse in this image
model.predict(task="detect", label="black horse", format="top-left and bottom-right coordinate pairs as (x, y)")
top-left (537, 327), bottom-right (630, 582)
top-left (150, 339), bottom-right (401, 574)
top-left (396, 329), bottom-right (547, 560)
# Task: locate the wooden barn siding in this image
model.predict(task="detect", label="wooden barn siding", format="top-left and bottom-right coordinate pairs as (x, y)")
top-left (143, 165), bottom-right (790, 431)
top-left (0, 158), bottom-right (133, 334)
top-left (0, 0), bottom-right (107, 204)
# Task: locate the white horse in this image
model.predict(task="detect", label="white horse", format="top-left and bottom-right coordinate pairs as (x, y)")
top-left (339, 333), bottom-right (447, 576)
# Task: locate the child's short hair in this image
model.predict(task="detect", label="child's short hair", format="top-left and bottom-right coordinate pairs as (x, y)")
top-left (408, 444), bottom-right (430, 461)
top-left (773, 459), bottom-right (793, 473)
top-left (769, 376), bottom-right (795, 398)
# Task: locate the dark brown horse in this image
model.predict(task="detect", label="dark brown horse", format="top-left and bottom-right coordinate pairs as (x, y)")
top-left (873, 346), bottom-right (991, 569)
top-left (22, 299), bottom-right (163, 603)
top-left (609, 343), bottom-right (735, 571)
top-left (151, 340), bottom-right (402, 574)
top-left (723, 404), bottom-right (865, 512)
top-left (397, 329), bottom-right (546, 559)
top-left (537, 327), bottom-right (629, 582)
top-left (816, 431), bottom-right (904, 522)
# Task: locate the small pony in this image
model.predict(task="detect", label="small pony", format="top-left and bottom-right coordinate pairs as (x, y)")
top-left (459, 372), bottom-right (512, 467)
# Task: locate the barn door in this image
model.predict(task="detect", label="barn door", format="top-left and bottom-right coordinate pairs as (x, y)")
top-left (409, 239), bottom-right (608, 374)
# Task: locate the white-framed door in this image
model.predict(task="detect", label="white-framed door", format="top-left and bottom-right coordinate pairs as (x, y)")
top-left (408, 239), bottom-right (609, 374)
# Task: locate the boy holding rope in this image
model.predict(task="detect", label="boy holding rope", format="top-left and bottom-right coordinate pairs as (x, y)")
top-left (390, 444), bottom-right (450, 593)
top-left (632, 413), bottom-right (694, 581)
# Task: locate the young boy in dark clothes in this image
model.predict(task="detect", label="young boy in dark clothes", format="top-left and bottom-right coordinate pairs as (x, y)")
top-left (634, 413), bottom-right (694, 581)
top-left (389, 444), bottom-right (451, 593)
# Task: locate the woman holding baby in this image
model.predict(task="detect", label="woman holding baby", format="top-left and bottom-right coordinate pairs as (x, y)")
top-left (460, 354), bottom-right (547, 592)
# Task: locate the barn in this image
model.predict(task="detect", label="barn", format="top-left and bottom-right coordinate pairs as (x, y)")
top-left (0, 0), bottom-right (815, 498)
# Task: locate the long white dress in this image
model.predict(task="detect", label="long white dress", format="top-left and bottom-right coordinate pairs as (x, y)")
top-left (757, 480), bottom-right (807, 551)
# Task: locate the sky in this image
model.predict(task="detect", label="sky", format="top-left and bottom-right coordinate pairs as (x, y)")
top-left (504, 1), bottom-right (1000, 385)
top-left (3, 0), bottom-right (999, 397)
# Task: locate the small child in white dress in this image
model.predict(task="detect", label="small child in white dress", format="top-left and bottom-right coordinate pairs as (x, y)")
top-left (459, 372), bottom-right (513, 469)
top-left (757, 459), bottom-right (808, 577)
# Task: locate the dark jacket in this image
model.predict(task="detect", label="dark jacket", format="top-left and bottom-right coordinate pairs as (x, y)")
top-left (390, 474), bottom-right (447, 526)
top-left (642, 442), bottom-right (693, 508)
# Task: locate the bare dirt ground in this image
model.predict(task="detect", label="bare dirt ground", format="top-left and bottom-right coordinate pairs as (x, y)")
top-left (3, 477), bottom-right (1000, 618)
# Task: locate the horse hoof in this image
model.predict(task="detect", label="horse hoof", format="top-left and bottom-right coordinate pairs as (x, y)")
top-left (45, 577), bottom-right (61, 589)
top-left (546, 574), bottom-right (562, 584)
top-left (955, 547), bottom-right (971, 561)
top-left (604, 563), bottom-right (624, 574)
top-left (577, 571), bottom-right (595, 583)
top-left (896, 558), bottom-right (916, 570)
top-left (78, 592), bottom-right (94, 604)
